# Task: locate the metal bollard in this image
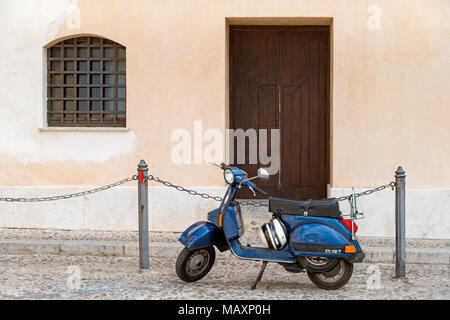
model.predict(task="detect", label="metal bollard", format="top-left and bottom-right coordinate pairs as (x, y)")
top-left (137, 160), bottom-right (149, 270)
top-left (394, 166), bottom-right (406, 279)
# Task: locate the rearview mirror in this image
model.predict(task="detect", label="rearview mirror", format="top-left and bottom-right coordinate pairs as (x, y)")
top-left (257, 168), bottom-right (270, 182)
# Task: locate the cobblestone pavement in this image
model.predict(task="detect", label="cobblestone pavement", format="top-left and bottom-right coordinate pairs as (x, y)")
top-left (1, 228), bottom-right (448, 249)
top-left (0, 254), bottom-right (448, 300)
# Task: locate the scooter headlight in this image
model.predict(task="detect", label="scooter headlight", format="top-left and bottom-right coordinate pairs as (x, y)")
top-left (223, 169), bottom-right (234, 185)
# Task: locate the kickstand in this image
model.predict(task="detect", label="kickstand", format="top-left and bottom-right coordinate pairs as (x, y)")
top-left (250, 261), bottom-right (268, 290)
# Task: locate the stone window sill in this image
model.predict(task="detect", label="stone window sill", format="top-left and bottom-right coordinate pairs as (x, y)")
top-left (39, 127), bottom-right (129, 132)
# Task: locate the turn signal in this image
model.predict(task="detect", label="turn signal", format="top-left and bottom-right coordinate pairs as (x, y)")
top-left (345, 245), bottom-right (357, 253)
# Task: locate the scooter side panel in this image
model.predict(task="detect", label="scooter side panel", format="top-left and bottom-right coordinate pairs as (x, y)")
top-left (178, 221), bottom-right (228, 251)
top-left (282, 215), bottom-right (362, 259)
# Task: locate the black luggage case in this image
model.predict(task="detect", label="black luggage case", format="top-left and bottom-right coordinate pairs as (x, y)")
top-left (269, 197), bottom-right (341, 219)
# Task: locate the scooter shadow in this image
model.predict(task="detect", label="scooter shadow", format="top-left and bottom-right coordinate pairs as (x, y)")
top-left (204, 279), bottom-right (318, 291)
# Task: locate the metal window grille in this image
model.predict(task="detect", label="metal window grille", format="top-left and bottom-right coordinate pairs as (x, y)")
top-left (47, 36), bottom-right (126, 127)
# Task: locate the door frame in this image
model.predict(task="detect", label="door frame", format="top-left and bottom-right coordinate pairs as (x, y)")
top-left (226, 23), bottom-right (332, 198)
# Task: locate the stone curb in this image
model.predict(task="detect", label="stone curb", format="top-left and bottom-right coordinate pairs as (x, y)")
top-left (0, 239), bottom-right (448, 265)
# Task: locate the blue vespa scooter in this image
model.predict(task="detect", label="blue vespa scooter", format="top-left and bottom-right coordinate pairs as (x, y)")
top-left (176, 163), bottom-right (365, 290)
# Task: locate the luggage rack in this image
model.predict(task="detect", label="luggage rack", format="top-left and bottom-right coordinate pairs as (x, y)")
top-left (340, 188), bottom-right (365, 240)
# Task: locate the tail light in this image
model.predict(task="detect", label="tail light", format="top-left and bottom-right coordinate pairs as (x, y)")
top-left (342, 219), bottom-right (358, 233)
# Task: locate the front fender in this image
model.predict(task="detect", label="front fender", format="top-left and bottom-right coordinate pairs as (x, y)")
top-left (178, 221), bottom-right (228, 251)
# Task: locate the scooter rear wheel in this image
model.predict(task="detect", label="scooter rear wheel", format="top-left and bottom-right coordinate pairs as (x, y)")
top-left (298, 256), bottom-right (339, 273)
top-left (176, 246), bottom-right (216, 282)
top-left (307, 259), bottom-right (353, 290)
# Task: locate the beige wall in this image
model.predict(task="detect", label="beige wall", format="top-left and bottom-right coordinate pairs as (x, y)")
top-left (0, 0), bottom-right (449, 236)
top-left (1, 0), bottom-right (449, 189)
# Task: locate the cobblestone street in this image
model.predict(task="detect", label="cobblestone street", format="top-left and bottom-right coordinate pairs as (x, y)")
top-left (0, 253), bottom-right (448, 300)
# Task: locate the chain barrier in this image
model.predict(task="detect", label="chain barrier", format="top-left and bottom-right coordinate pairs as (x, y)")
top-left (148, 175), bottom-right (268, 206)
top-left (147, 175), bottom-right (223, 202)
top-left (148, 174), bottom-right (269, 207)
top-left (237, 201), bottom-right (269, 207)
top-left (148, 175), bottom-right (395, 207)
top-left (335, 181), bottom-right (396, 202)
top-left (0, 171), bottom-right (395, 206)
top-left (148, 175), bottom-right (269, 207)
top-left (0, 176), bottom-right (138, 202)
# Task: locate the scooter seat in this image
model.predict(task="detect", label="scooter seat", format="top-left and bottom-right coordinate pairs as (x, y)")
top-left (268, 197), bottom-right (341, 219)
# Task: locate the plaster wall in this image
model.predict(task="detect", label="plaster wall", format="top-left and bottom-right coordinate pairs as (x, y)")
top-left (0, 0), bottom-right (449, 238)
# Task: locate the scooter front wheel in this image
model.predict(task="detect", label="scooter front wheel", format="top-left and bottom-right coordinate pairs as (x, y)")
top-left (176, 246), bottom-right (215, 282)
top-left (307, 259), bottom-right (353, 290)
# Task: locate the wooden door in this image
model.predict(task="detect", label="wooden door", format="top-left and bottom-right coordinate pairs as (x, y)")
top-left (230, 26), bottom-right (330, 200)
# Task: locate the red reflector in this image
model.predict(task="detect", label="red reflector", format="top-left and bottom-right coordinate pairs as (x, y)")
top-left (342, 219), bottom-right (358, 233)
top-left (139, 171), bottom-right (144, 183)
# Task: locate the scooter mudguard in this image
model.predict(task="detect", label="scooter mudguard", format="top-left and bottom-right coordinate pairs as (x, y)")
top-left (178, 221), bottom-right (228, 252)
top-left (284, 216), bottom-right (364, 262)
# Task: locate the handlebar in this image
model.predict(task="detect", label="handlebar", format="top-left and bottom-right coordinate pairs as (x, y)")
top-left (212, 162), bottom-right (268, 196)
top-left (209, 161), bottom-right (230, 170)
top-left (247, 181), bottom-right (267, 196)
top-left (252, 185), bottom-right (267, 196)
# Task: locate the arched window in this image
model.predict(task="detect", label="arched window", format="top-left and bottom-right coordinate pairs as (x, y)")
top-left (47, 36), bottom-right (126, 127)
